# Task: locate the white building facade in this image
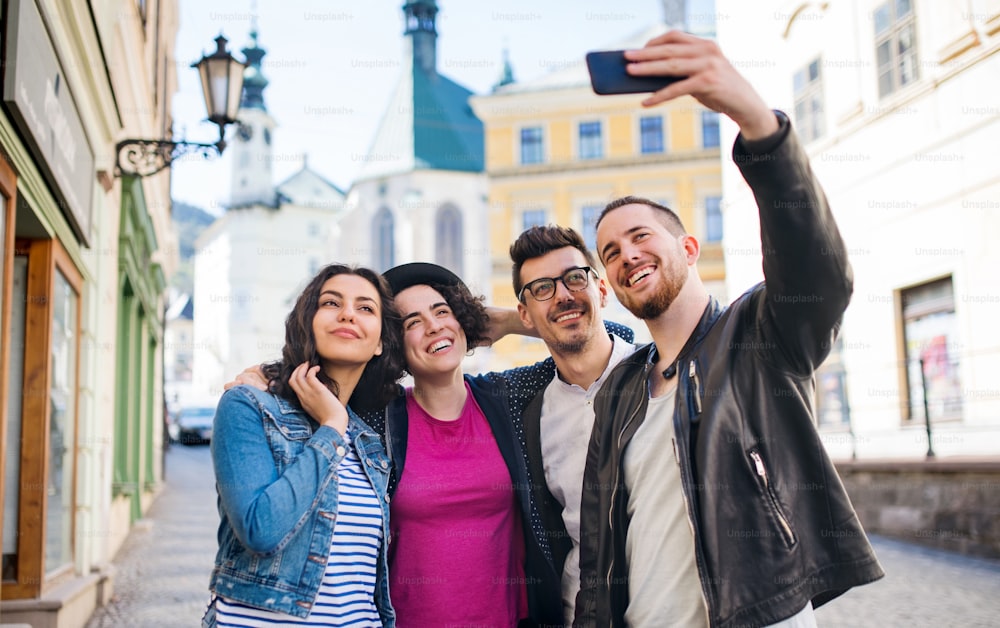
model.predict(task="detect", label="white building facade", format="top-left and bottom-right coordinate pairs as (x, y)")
top-left (1, 0), bottom-right (180, 625)
top-left (714, 0), bottom-right (1000, 459)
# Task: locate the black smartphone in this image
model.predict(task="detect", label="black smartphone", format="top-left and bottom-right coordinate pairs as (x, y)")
top-left (585, 50), bottom-right (684, 95)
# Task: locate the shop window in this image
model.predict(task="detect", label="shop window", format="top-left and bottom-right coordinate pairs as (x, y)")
top-left (901, 277), bottom-right (962, 422)
top-left (1, 164), bottom-right (17, 585)
top-left (816, 335), bottom-right (850, 428)
top-left (2, 256), bottom-right (25, 584)
top-left (46, 266), bottom-right (78, 571)
top-left (2, 238), bottom-right (81, 598)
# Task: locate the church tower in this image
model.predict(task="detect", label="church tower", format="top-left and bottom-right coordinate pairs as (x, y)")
top-left (228, 26), bottom-right (277, 208)
top-left (341, 0), bottom-right (486, 291)
top-left (404, 0), bottom-right (438, 75)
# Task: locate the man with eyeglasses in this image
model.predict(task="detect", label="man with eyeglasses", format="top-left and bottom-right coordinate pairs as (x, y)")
top-left (505, 224), bottom-right (637, 626)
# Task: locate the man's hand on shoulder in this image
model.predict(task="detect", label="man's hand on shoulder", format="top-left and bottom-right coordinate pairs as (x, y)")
top-left (224, 364), bottom-right (268, 391)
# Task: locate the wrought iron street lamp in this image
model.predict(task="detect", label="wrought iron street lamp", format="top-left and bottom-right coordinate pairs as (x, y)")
top-left (115, 35), bottom-right (245, 177)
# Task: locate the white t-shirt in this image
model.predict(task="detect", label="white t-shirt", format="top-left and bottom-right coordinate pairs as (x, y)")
top-left (622, 379), bottom-right (818, 628)
top-left (623, 386), bottom-right (709, 627)
top-left (539, 335), bottom-right (635, 626)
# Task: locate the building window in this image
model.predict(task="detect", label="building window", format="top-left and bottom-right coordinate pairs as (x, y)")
top-left (580, 205), bottom-right (601, 252)
top-left (521, 209), bottom-right (546, 232)
top-left (901, 277), bottom-right (962, 423)
top-left (639, 116), bottom-right (664, 154)
top-left (578, 121), bottom-right (603, 160)
top-left (373, 207), bottom-right (395, 272)
top-left (47, 266), bottom-right (78, 572)
top-left (704, 196), bottom-right (723, 243)
top-left (816, 335), bottom-right (850, 428)
top-left (3, 255), bottom-right (25, 584)
top-left (0, 186), bottom-right (6, 368)
top-left (1, 165), bottom-right (17, 587)
top-left (4, 238), bottom-right (81, 598)
top-left (701, 111), bottom-right (720, 149)
top-left (874, 0), bottom-right (919, 98)
top-left (520, 127), bottom-right (544, 165)
top-left (435, 204), bottom-right (464, 277)
top-left (793, 58), bottom-right (825, 143)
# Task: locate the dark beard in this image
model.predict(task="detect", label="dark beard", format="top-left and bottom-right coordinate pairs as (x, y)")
top-left (625, 269), bottom-right (686, 320)
top-left (550, 337), bottom-right (588, 355)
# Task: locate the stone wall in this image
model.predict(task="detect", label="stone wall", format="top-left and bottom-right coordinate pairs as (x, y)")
top-left (835, 459), bottom-right (1000, 559)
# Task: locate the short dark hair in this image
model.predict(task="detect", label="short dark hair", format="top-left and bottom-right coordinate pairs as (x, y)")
top-left (597, 195), bottom-right (687, 237)
top-left (262, 264), bottom-right (405, 411)
top-left (509, 224), bottom-right (599, 298)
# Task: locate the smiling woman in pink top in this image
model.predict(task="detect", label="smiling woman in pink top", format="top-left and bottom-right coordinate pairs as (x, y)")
top-left (381, 263), bottom-right (562, 627)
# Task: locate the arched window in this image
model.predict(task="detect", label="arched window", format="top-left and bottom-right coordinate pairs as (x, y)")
top-left (373, 207), bottom-right (395, 272)
top-left (435, 204), bottom-right (463, 277)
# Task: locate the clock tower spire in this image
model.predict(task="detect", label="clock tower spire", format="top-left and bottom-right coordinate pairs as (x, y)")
top-left (229, 21), bottom-right (277, 208)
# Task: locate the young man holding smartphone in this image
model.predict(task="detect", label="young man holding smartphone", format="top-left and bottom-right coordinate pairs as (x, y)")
top-left (575, 30), bottom-right (883, 627)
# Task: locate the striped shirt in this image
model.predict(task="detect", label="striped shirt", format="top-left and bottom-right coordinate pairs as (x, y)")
top-left (216, 435), bottom-right (384, 626)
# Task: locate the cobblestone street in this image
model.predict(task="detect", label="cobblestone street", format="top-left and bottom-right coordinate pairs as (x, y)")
top-left (86, 444), bottom-right (1000, 627)
top-left (85, 444), bottom-right (216, 628)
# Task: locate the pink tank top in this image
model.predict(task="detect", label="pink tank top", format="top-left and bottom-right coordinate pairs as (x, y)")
top-left (389, 383), bottom-right (527, 626)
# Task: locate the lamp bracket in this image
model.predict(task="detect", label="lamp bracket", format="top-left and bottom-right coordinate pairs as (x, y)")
top-left (114, 138), bottom-right (225, 178)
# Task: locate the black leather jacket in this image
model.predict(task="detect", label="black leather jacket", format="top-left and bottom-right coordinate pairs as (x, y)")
top-left (575, 114), bottom-right (884, 627)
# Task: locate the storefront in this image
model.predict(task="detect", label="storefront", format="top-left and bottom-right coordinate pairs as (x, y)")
top-left (2, 0), bottom-right (176, 624)
top-left (1, 0), bottom-right (93, 609)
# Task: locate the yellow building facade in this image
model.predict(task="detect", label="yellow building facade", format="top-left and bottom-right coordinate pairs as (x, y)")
top-left (471, 64), bottom-right (725, 368)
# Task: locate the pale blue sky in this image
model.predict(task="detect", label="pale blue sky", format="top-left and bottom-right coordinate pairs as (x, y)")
top-left (169, 0), bottom-right (717, 212)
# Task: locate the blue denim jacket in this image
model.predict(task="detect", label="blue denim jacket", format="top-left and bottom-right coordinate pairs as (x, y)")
top-left (204, 385), bottom-right (394, 627)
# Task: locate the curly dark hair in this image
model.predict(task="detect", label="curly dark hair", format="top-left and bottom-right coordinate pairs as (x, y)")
top-left (399, 280), bottom-right (489, 372)
top-left (261, 264), bottom-right (405, 411)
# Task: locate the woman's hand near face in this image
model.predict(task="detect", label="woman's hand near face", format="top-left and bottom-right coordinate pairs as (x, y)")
top-left (288, 362), bottom-right (349, 435)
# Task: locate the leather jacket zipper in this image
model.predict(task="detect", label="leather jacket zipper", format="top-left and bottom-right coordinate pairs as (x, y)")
top-left (688, 360), bottom-right (702, 416)
top-left (679, 359), bottom-right (712, 622)
top-left (749, 448), bottom-right (796, 547)
top-left (607, 361), bottom-right (652, 590)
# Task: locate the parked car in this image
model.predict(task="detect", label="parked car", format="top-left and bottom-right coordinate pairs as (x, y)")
top-left (175, 405), bottom-right (216, 445)
top-left (166, 405), bottom-right (181, 444)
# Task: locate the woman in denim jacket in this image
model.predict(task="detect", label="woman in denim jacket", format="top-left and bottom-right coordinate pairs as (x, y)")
top-left (203, 264), bottom-right (406, 627)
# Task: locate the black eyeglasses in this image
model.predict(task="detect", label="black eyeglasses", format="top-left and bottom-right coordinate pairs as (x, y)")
top-left (518, 266), bottom-right (596, 302)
